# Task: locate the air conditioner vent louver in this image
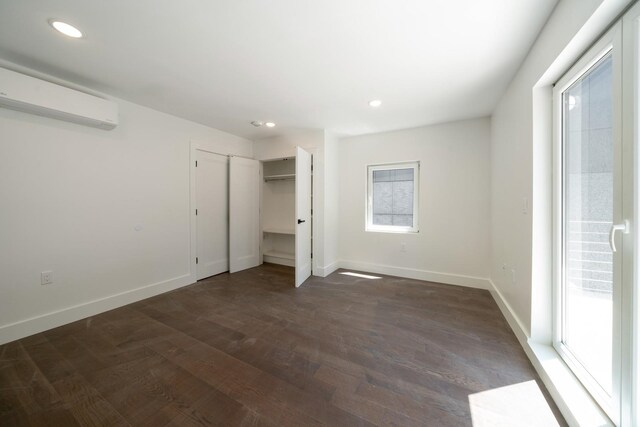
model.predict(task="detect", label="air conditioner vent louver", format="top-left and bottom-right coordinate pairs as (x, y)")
top-left (0, 67), bottom-right (118, 130)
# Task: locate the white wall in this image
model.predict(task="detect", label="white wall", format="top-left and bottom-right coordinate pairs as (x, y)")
top-left (0, 67), bottom-right (252, 344)
top-left (337, 118), bottom-right (491, 288)
top-left (490, 0), bottom-right (631, 338)
top-left (253, 130), bottom-right (324, 161)
top-left (323, 132), bottom-right (340, 274)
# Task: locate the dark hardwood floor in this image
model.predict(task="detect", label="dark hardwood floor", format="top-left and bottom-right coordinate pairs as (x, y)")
top-left (0, 264), bottom-right (566, 426)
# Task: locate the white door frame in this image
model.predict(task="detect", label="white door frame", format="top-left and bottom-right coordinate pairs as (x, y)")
top-left (552, 24), bottom-right (623, 422)
top-left (622, 3), bottom-right (640, 426)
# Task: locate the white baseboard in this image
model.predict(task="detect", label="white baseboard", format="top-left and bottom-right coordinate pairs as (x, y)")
top-left (0, 273), bottom-right (194, 345)
top-left (487, 279), bottom-right (612, 427)
top-left (487, 278), bottom-right (531, 340)
top-left (313, 261), bottom-right (339, 278)
top-left (263, 254), bottom-right (295, 267)
top-left (337, 259), bottom-right (491, 290)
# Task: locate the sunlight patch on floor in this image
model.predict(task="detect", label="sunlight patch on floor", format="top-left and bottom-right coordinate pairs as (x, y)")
top-left (339, 271), bottom-right (382, 280)
top-left (469, 380), bottom-right (559, 427)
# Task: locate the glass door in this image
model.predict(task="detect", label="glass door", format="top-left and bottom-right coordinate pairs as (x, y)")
top-left (553, 24), bottom-right (623, 424)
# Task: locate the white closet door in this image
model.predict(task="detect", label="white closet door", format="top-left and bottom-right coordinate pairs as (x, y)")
top-left (295, 146), bottom-right (312, 287)
top-left (229, 156), bottom-right (260, 273)
top-left (196, 150), bottom-right (228, 280)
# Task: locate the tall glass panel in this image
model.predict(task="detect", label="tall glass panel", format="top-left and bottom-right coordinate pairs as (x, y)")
top-left (562, 53), bottom-right (613, 394)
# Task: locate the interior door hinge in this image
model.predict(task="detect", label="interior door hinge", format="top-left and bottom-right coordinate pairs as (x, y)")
top-left (196, 257), bottom-right (199, 264)
top-left (195, 160), bottom-right (198, 167)
top-left (196, 209), bottom-right (198, 215)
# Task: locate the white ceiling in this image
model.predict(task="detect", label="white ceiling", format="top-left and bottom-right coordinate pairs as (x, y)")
top-left (0, 0), bottom-right (558, 140)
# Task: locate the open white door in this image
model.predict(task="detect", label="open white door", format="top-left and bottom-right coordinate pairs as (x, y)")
top-left (295, 147), bottom-right (312, 287)
top-left (229, 156), bottom-right (260, 273)
top-left (196, 150), bottom-right (229, 280)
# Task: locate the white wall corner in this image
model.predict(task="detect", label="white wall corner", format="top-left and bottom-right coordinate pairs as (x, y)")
top-left (314, 261), bottom-right (340, 278)
top-left (488, 279), bottom-right (532, 341)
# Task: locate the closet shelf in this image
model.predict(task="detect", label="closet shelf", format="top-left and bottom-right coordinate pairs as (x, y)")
top-left (263, 228), bottom-right (295, 235)
top-left (264, 174), bottom-right (295, 182)
top-left (263, 250), bottom-right (295, 260)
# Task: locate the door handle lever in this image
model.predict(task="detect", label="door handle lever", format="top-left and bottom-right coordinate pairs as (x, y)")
top-left (298, 219), bottom-right (305, 224)
top-left (609, 220), bottom-right (629, 252)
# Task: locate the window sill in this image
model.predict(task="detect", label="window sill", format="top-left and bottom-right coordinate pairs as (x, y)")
top-left (365, 228), bottom-right (419, 234)
top-left (527, 341), bottom-right (614, 427)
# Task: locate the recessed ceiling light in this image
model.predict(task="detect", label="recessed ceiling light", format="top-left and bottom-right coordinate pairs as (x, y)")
top-left (265, 122), bottom-right (276, 128)
top-left (50, 20), bottom-right (83, 38)
top-left (251, 121), bottom-right (263, 127)
top-left (368, 100), bottom-right (382, 108)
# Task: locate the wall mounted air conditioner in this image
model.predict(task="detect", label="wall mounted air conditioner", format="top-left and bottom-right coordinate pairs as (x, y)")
top-left (0, 67), bottom-right (118, 130)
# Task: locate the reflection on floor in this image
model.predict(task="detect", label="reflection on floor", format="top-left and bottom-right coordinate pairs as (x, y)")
top-left (339, 271), bottom-right (382, 279)
top-left (469, 380), bottom-right (559, 426)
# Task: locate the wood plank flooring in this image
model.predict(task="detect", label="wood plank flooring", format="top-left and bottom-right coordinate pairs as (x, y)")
top-left (0, 264), bottom-right (566, 426)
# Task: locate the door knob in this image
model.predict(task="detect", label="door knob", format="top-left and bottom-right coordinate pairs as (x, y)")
top-left (298, 219), bottom-right (305, 224)
top-left (609, 220), bottom-right (629, 252)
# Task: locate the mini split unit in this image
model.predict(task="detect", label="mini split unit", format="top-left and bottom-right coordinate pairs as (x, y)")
top-left (0, 67), bottom-right (118, 130)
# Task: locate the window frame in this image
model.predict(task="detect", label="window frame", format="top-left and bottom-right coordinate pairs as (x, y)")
top-left (622, 5), bottom-right (640, 425)
top-left (365, 161), bottom-right (420, 234)
top-left (552, 24), bottom-right (622, 424)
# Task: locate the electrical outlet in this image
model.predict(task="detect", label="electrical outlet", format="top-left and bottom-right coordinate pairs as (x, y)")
top-left (41, 271), bottom-right (53, 285)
